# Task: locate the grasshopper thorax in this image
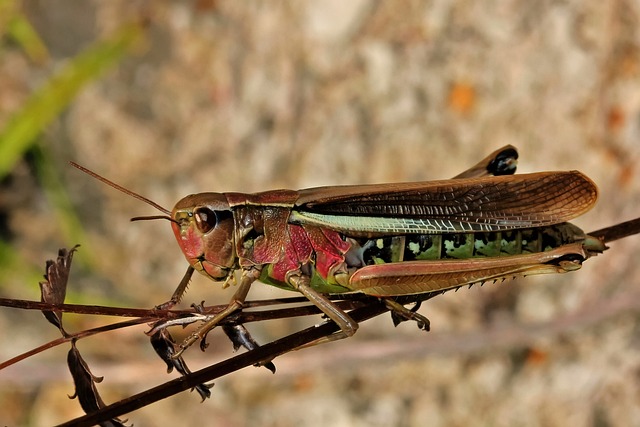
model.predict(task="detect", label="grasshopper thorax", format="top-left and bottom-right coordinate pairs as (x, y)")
top-left (172, 193), bottom-right (236, 281)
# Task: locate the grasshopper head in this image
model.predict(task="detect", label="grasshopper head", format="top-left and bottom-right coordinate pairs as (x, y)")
top-left (68, 162), bottom-right (238, 282)
top-left (171, 193), bottom-right (236, 281)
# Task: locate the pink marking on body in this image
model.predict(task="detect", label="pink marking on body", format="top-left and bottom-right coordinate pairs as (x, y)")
top-left (270, 224), bottom-right (314, 282)
top-left (304, 226), bottom-right (351, 278)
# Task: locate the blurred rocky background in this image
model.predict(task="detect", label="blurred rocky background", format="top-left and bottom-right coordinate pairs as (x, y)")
top-left (1, 1), bottom-right (640, 425)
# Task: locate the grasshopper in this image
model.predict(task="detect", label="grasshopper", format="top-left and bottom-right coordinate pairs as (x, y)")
top-left (72, 146), bottom-right (619, 358)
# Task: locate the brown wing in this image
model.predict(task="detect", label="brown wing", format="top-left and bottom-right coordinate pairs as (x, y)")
top-left (291, 171), bottom-right (597, 235)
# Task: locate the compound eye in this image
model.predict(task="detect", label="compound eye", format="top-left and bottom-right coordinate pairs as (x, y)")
top-left (194, 207), bottom-right (217, 233)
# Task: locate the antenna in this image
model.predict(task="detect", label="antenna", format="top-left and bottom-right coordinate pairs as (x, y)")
top-left (69, 162), bottom-right (174, 221)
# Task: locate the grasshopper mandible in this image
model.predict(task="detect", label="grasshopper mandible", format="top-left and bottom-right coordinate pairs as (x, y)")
top-left (71, 146), bottom-right (610, 357)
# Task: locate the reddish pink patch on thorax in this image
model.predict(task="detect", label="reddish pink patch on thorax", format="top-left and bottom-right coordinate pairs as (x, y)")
top-left (268, 223), bottom-right (351, 282)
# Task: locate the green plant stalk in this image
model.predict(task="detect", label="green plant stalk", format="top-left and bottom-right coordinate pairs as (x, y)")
top-left (0, 23), bottom-right (144, 178)
top-left (6, 15), bottom-right (49, 63)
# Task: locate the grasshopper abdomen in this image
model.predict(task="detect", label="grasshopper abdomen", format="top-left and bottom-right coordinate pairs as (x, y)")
top-left (349, 222), bottom-right (603, 266)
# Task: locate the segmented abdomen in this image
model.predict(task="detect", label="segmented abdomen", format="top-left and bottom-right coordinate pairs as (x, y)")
top-left (346, 223), bottom-right (586, 266)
